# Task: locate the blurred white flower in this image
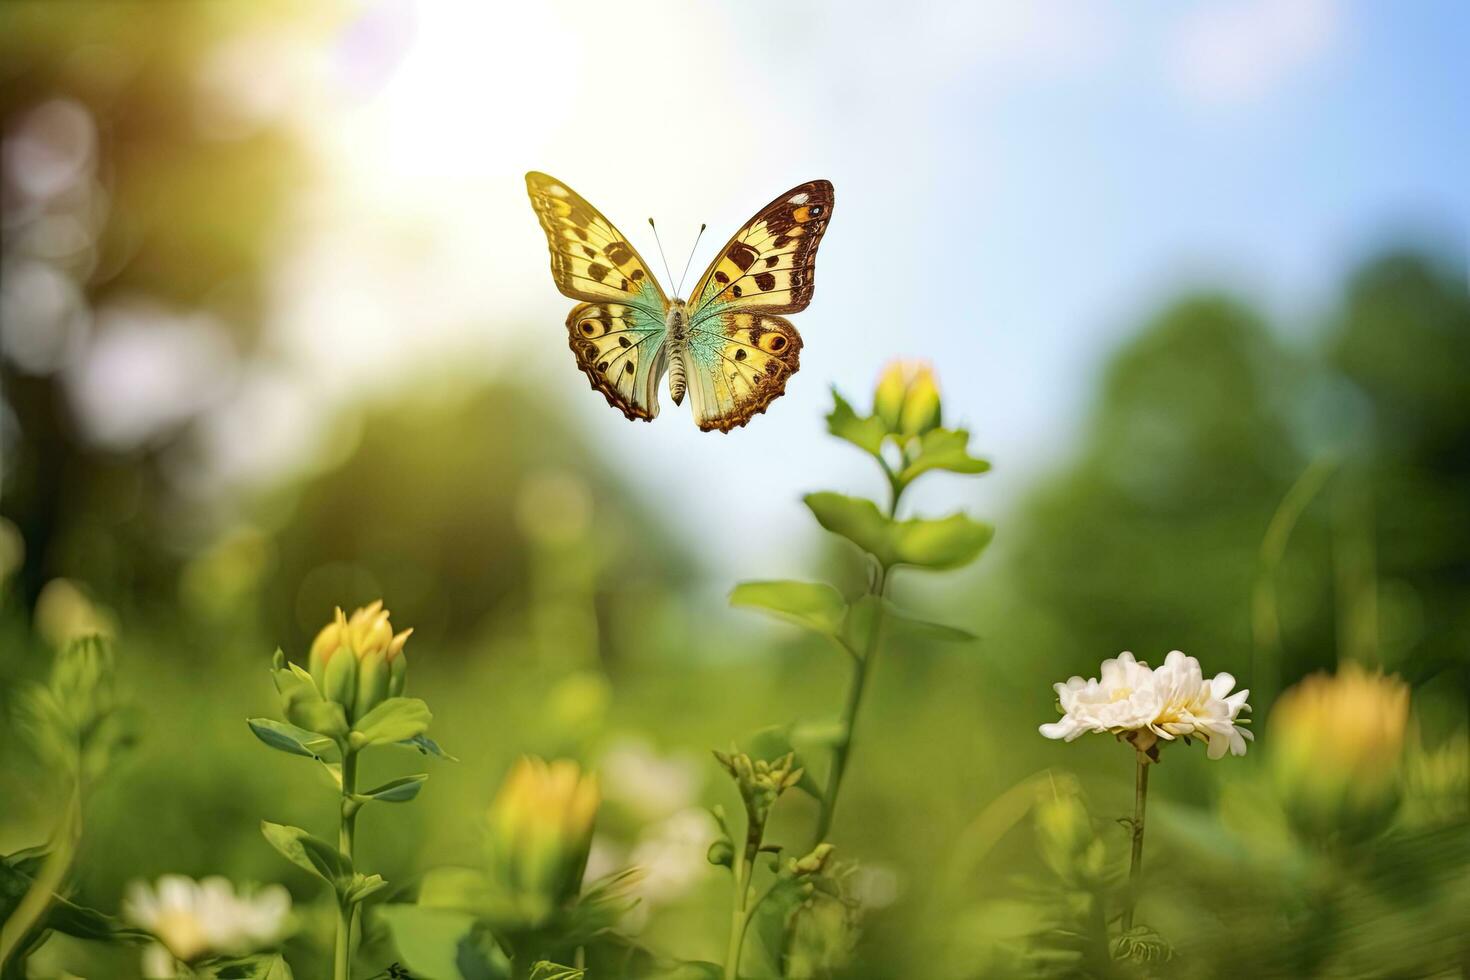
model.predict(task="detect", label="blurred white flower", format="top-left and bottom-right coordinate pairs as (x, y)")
top-left (601, 737), bottom-right (703, 822)
top-left (1040, 650), bottom-right (1251, 759)
top-left (628, 807), bottom-right (718, 906)
top-left (124, 875), bottom-right (290, 970)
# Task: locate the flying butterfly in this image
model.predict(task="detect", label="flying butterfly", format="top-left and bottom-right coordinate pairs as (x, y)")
top-left (526, 171), bottom-right (834, 432)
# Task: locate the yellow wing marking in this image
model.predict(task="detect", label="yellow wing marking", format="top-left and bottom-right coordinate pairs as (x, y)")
top-left (567, 302), bottom-right (668, 422)
top-left (527, 172), bottom-right (667, 310)
top-left (689, 180), bottom-right (834, 319)
top-left (685, 312), bottom-right (802, 433)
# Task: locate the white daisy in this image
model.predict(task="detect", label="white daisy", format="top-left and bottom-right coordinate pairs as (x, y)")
top-left (1040, 650), bottom-right (1251, 759)
top-left (124, 875), bottom-right (290, 970)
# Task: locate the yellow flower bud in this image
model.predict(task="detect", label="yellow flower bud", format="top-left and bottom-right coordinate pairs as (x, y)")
top-left (485, 756), bottom-right (600, 928)
top-left (1269, 663), bottom-right (1410, 842)
top-left (306, 602), bottom-right (412, 715)
top-left (873, 361), bottom-right (910, 431)
top-left (898, 363), bottom-right (941, 437)
top-left (872, 359), bottom-right (942, 438)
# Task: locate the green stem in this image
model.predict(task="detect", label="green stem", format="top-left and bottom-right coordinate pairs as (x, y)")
top-left (334, 749), bottom-right (359, 980)
top-left (724, 805), bottom-right (771, 980)
top-left (0, 782), bottom-right (81, 968)
top-left (812, 474), bottom-right (904, 848)
top-left (1121, 751), bottom-right (1150, 932)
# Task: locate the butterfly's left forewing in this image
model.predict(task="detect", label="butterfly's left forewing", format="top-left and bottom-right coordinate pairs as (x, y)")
top-left (683, 180), bottom-right (833, 431)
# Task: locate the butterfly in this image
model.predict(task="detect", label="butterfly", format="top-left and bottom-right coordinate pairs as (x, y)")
top-left (526, 172), bottom-right (834, 432)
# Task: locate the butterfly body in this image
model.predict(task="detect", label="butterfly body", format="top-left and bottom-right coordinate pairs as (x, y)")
top-left (664, 299), bottom-right (690, 405)
top-left (527, 172), bottom-right (833, 431)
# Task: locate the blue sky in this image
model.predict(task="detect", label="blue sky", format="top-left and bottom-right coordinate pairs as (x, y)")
top-left (74, 0), bottom-right (1467, 585)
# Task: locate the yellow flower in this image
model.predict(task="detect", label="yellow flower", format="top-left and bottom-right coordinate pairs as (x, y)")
top-left (485, 756), bottom-right (600, 926)
top-left (873, 359), bottom-right (942, 438)
top-left (1269, 663), bottom-right (1410, 841)
top-left (307, 600), bottom-right (412, 721)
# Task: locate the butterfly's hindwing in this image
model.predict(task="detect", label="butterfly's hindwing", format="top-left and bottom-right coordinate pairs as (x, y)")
top-left (567, 302), bottom-right (668, 422)
top-left (689, 180), bottom-right (834, 322)
top-left (685, 312), bottom-right (802, 432)
top-left (527, 172), bottom-right (667, 311)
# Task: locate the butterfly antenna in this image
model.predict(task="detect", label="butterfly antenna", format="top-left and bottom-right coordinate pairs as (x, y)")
top-left (648, 218), bottom-right (677, 294)
top-left (676, 223), bottom-right (708, 297)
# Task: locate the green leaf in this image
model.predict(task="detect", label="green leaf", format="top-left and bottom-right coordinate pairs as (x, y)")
top-left (350, 697), bottom-right (432, 748)
top-left (804, 492), bottom-right (894, 563)
top-left (260, 821), bottom-right (350, 888)
top-left (887, 511), bottom-right (994, 569)
top-left (378, 905), bottom-right (505, 980)
top-left (730, 580), bottom-right (847, 636)
top-left (881, 602), bottom-right (977, 643)
top-left (825, 389), bottom-right (888, 459)
top-left (247, 718), bottom-right (337, 760)
top-left (804, 493), bottom-right (993, 570)
top-left (355, 774), bottom-right (428, 804)
top-left (288, 700), bottom-right (349, 739)
top-left (207, 952), bottom-right (294, 979)
top-left (399, 732), bottom-right (458, 761)
top-left (530, 963), bottom-right (584, 980)
top-left (344, 872), bottom-right (390, 905)
top-left (897, 426), bottom-right (990, 484)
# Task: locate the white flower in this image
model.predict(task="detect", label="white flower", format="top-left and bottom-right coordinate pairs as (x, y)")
top-left (1150, 650), bottom-right (1253, 759)
top-left (1040, 650), bottom-right (1252, 759)
top-left (600, 737), bottom-right (703, 822)
top-left (124, 875), bottom-right (290, 969)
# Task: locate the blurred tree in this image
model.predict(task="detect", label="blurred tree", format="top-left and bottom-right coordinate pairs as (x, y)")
top-left (258, 382), bottom-right (697, 665)
top-left (1323, 251), bottom-right (1470, 689)
top-left (1, 2), bottom-right (311, 616)
top-left (1002, 295), bottom-right (1312, 689)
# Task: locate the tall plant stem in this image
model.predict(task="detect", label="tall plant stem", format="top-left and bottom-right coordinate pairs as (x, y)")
top-left (0, 783), bottom-right (81, 968)
top-left (724, 812), bottom-right (769, 980)
top-left (1121, 750), bottom-right (1150, 932)
top-left (812, 474), bottom-right (904, 848)
top-left (334, 749), bottom-right (360, 980)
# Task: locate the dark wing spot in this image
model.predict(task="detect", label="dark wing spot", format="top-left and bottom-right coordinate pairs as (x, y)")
top-left (726, 242), bottom-right (758, 271)
top-left (586, 262), bottom-right (610, 282)
top-left (714, 271), bottom-right (729, 285)
top-left (623, 362), bottom-right (634, 374)
top-left (605, 241), bottom-right (634, 265)
top-left (768, 335), bottom-right (786, 351)
top-left (735, 348), bottom-right (747, 361)
top-left (773, 235), bottom-right (792, 249)
top-left (630, 269), bottom-right (644, 281)
top-left (618, 335), bottom-right (631, 348)
top-left (620, 278), bottom-right (629, 290)
top-left (732, 285), bottom-right (743, 298)
top-left (596, 360), bottom-right (609, 371)
top-left (574, 227), bottom-right (589, 242)
top-left (754, 273), bottom-right (776, 291)
top-left (764, 256), bottom-right (779, 268)
top-left (582, 245), bottom-right (597, 258)
top-left (809, 204), bottom-right (824, 216)
top-left (580, 320), bottom-right (597, 336)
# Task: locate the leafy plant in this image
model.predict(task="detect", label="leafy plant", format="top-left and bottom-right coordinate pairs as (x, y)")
top-left (0, 635), bottom-right (140, 975)
top-left (720, 362), bottom-right (993, 976)
top-left (249, 603), bottom-right (450, 980)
